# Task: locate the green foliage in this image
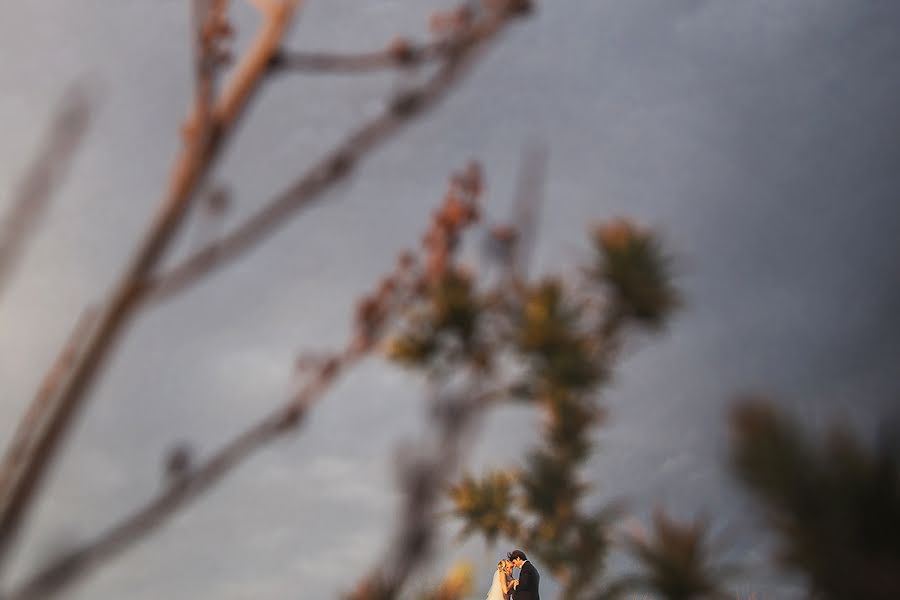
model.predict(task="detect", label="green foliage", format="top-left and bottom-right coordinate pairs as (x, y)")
top-left (447, 472), bottom-right (518, 544)
top-left (386, 329), bottom-right (438, 367)
top-left (517, 278), bottom-right (604, 393)
top-left (386, 269), bottom-right (483, 368)
top-left (731, 400), bottom-right (900, 600)
top-left (591, 219), bottom-right (678, 328)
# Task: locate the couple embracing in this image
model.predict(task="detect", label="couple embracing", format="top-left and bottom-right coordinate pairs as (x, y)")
top-left (485, 550), bottom-right (540, 600)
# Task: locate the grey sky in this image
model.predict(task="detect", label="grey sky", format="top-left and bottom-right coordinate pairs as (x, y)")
top-left (2, 1), bottom-right (900, 598)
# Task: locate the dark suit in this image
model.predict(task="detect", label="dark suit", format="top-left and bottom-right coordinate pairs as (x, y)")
top-left (514, 561), bottom-right (540, 600)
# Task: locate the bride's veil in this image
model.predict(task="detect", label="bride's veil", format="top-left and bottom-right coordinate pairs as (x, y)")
top-left (485, 568), bottom-right (504, 600)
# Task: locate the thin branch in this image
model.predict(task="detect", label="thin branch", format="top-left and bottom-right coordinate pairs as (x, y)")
top-left (508, 141), bottom-right (547, 279)
top-left (270, 38), bottom-right (450, 73)
top-left (217, 0), bottom-right (298, 125)
top-left (0, 89), bottom-right (91, 298)
top-left (0, 0), bottom-right (530, 587)
top-left (346, 386), bottom-right (492, 600)
top-left (481, 142), bottom-right (547, 282)
top-left (5, 341), bottom-right (362, 600)
top-left (0, 0), bottom-right (303, 569)
top-left (6, 228), bottom-right (421, 599)
top-left (145, 3), bottom-right (527, 303)
top-left (191, 0), bottom-right (219, 143)
top-left (0, 308), bottom-right (98, 505)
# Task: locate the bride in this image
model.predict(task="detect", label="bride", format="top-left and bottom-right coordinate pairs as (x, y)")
top-left (485, 559), bottom-right (517, 600)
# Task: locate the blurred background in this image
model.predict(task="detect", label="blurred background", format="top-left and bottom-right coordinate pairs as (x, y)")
top-left (1, 1), bottom-right (899, 598)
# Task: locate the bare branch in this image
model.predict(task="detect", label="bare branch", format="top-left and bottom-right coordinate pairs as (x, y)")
top-left (0, 0), bottom-right (303, 569)
top-left (191, 0), bottom-right (219, 142)
top-left (146, 4), bottom-right (527, 303)
top-left (0, 0), bottom-right (532, 591)
top-left (270, 38), bottom-right (450, 74)
top-left (5, 226), bottom-right (422, 598)
top-left (6, 342), bottom-right (362, 600)
top-left (346, 387), bottom-right (492, 600)
top-left (481, 142), bottom-right (548, 281)
top-left (508, 141), bottom-right (547, 279)
top-left (0, 89), bottom-right (91, 298)
top-left (0, 308), bottom-right (98, 504)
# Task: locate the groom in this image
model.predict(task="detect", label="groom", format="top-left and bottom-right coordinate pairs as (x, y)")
top-left (508, 550), bottom-right (540, 600)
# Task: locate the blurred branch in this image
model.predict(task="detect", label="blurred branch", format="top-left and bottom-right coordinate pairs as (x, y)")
top-left (0, 308), bottom-right (97, 510)
top-left (0, 0), bottom-right (303, 571)
top-left (144, 2), bottom-right (529, 303)
top-left (0, 1), bottom-right (533, 594)
top-left (6, 341), bottom-right (361, 600)
top-left (508, 141), bottom-right (546, 279)
top-left (270, 38), bottom-right (451, 73)
top-left (345, 387), bottom-right (496, 600)
top-left (5, 162), bottom-right (470, 599)
top-left (730, 399), bottom-right (900, 600)
top-left (191, 0), bottom-right (221, 143)
top-left (0, 89), bottom-right (91, 298)
top-left (483, 142), bottom-right (547, 281)
top-left (618, 510), bottom-right (734, 600)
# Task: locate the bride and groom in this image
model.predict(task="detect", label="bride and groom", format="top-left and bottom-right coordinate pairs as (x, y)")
top-left (485, 550), bottom-right (540, 600)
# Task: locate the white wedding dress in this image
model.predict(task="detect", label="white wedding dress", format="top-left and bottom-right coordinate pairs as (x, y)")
top-left (485, 570), bottom-right (507, 600)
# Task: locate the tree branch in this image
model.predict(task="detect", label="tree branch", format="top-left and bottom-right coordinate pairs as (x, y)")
top-left (0, 89), bottom-right (91, 298)
top-left (144, 3), bottom-right (527, 304)
top-left (5, 341), bottom-right (361, 600)
top-left (346, 386), bottom-right (492, 600)
top-left (0, 308), bottom-right (98, 509)
top-left (0, 0), bottom-right (303, 570)
top-left (5, 216), bottom-right (424, 599)
top-left (269, 38), bottom-right (450, 74)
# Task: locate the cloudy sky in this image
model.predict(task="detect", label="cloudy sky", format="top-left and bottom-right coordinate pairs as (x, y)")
top-left (1, 1), bottom-right (899, 598)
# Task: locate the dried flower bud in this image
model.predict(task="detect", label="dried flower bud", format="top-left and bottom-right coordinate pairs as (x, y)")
top-left (327, 151), bottom-right (355, 179)
top-left (595, 218), bottom-right (640, 251)
top-left (294, 354), bottom-right (319, 373)
top-left (429, 11), bottom-right (455, 35)
top-left (377, 276), bottom-right (396, 298)
top-left (462, 160), bottom-right (484, 196)
top-left (213, 19), bottom-right (234, 39)
top-left (442, 195), bottom-right (471, 228)
top-left (413, 274), bottom-right (430, 296)
top-left (453, 6), bottom-right (474, 29)
top-left (426, 251), bottom-right (448, 280)
top-left (205, 185), bottom-right (231, 215)
top-left (180, 118), bottom-right (198, 142)
top-left (387, 36), bottom-right (416, 65)
top-left (214, 49), bottom-right (234, 67)
top-left (390, 90), bottom-right (424, 116)
top-left (491, 224), bottom-right (518, 244)
top-left (278, 405), bottom-right (303, 430)
top-left (356, 296), bottom-right (380, 328)
top-left (164, 444), bottom-right (193, 481)
top-left (397, 250), bottom-right (416, 270)
top-left (320, 356), bottom-right (340, 379)
top-left (485, 0), bottom-right (533, 17)
top-left (424, 223), bottom-right (450, 251)
top-left (508, 0), bottom-right (535, 16)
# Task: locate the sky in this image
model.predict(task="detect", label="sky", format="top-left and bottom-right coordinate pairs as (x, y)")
top-left (1, 1), bottom-right (900, 598)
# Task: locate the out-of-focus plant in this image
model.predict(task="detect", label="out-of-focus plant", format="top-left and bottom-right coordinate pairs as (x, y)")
top-left (415, 562), bottom-right (474, 600)
top-left (8, 2), bottom-right (895, 600)
top-left (616, 511), bottom-right (733, 600)
top-left (731, 400), bottom-right (900, 600)
top-left (0, 1), bottom-right (536, 598)
top-left (384, 206), bottom-right (679, 598)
